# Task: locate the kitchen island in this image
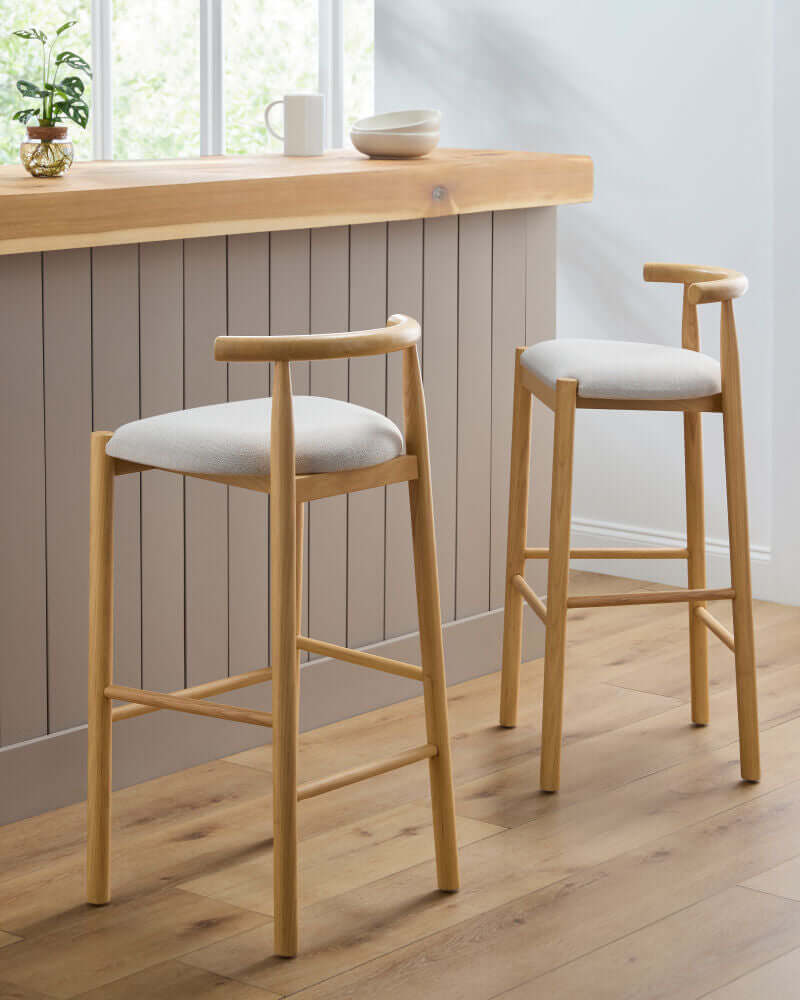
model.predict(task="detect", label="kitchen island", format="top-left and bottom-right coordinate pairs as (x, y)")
top-left (0, 148), bottom-right (592, 822)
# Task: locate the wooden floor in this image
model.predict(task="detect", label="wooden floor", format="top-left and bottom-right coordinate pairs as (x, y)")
top-left (2, 570), bottom-right (800, 999)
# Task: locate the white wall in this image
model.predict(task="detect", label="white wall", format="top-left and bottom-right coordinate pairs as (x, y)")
top-left (376, 0), bottom-right (799, 604)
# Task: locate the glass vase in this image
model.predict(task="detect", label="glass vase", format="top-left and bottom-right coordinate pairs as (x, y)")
top-left (20, 125), bottom-right (74, 178)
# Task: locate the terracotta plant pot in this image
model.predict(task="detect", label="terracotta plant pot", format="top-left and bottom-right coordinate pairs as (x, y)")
top-left (20, 124), bottom-right (74, 178)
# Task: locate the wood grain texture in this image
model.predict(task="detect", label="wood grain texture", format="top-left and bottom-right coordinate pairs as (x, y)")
top-left (0, 253), bottom-right (47, 746)
top-left (1, 573), bottom-right (799, 1000)
top-left (183, 237), bottom-right (229, 686)
top-left (498, 354), bottom-right (535, 726)
top-left (0, 149), bottom-right (593, 254)
top-left (139, 241), bottom-right (185, 695)
top-left (43, 249), bottom-right (92, 733)
top-left (539, 379), bottom-right (578, 790)
top-left (86, 432), bottom-right (115, 905)
top-left (720, 299), bottom-right (760, 781)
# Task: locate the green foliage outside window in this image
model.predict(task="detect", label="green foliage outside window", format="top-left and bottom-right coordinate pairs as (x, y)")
top-left (1, 0), bottom-right (373, 164)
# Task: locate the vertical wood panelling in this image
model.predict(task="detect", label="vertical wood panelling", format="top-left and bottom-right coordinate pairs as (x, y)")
top-left (139, 241), bottom-right (185, 694)
top-left (347, 223), bottom-right (388, 647)
top-left (490, 210), bottom-right (528, 609)
top-left (308, 227), bottom-right (349, 650)
top-left (421, 216), bottom-right (458, 623)
top-left (43, 249), bottom-right (92, 732)
top-left (456, 213), bottom-right (493, 618)
top-left (385, 219), bottom-right (423, 638)
top-left (270, 229), bottom-right (311, 645)
top-left (10, 212), bottom-right (547, 767)
top-left (525, 208), bottom-right (558, 599)
top-left (0, 254), bottom-right (47, 745)
top-left (91, 244), bottom-right (141, 690)
top-left (227, 233), bottom-right (270, 675)
top-left (183, 237), bottom-right (229, 685)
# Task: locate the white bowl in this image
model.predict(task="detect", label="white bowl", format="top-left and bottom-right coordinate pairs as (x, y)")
top-left (352, 109), bottom-right (441, 134)
top-left (350, 128), bottom-right (440, 159)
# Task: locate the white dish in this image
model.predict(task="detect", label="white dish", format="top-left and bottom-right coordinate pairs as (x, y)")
top-left (352, 109), bottom-right (441, 134)
top-left (350, 128), bottom-right (440, 159)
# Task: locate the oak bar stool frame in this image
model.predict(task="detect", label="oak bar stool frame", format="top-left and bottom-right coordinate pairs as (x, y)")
top-left (499, 263), bottom-right (760, 790)
top-left (86, 314), bottom-right (459, 957)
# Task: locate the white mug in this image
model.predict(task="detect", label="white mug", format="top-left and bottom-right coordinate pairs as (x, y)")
top-left (265, 92), bottom-right (325, 156)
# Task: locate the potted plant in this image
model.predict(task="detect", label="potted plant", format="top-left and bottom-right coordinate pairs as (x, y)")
top-left (11, 20), bottom-right (91, 177)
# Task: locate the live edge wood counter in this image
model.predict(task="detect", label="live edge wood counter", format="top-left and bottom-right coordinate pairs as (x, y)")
top-left (0, 147), bottom-right (592, 254)
top-left (0, 145), bottom-right (592, 825)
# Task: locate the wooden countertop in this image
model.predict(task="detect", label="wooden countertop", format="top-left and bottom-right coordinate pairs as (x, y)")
top-left (0, 147), bottom-right (592, 255)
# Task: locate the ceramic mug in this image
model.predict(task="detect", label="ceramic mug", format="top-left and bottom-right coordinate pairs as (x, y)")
top-left (265, 92), bottom-right (325, 156)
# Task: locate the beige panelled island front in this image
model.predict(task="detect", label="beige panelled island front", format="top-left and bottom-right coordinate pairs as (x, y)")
top-left (0, 148), bottom-right (593, 824)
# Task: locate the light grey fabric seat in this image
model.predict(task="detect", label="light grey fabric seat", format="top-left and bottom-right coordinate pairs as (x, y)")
top-left (520, 339), bottom-right (722, 400)
top-left (106, 396), bottom-right (404, 477)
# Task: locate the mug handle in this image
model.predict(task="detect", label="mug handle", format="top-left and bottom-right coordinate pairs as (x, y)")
top-left (264, 99), bottom-right (284, 141)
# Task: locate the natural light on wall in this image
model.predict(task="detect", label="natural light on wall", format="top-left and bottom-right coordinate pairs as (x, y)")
top-left (0, 0), bottom-right (373, 163)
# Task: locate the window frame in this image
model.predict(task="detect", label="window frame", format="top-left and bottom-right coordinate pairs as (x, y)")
top-left (89, 0), bottom-right (346, 159)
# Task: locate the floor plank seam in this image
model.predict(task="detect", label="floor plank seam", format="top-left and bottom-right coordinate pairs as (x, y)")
top-left (693, 943), bottom-right (800, 1000)
top-left (480, 848), bottom-right (800, 1000)
top-left (389, 770), bottom-right (800, 1000)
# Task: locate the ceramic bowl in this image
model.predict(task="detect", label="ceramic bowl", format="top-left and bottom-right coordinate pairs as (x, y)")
top-left (350, 128), bottom-right (440, 159)
top-left (352, 109), bottom-right (441, 134)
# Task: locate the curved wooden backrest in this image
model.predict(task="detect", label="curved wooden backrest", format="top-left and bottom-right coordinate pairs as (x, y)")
top-left (643, 262), bottom-right (748, 305)
top-left (214, 313), bottom-right (420, 363)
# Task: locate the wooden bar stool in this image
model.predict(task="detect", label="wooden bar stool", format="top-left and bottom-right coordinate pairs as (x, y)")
top-left (86, 314), bottom-right (459, 957)
top-left (499, 263), bottom-right (760, 790)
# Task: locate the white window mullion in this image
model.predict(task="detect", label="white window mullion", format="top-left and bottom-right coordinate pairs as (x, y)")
top-left (200, 0), bottom-right (224, 155)
top-left (319, 0), bottom-right (344, 148)
top-left (91, 0), bottom-right (112, 159)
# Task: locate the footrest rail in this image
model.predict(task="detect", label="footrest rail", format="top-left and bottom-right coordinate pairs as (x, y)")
top-left (297, 744), bottom-right (438, 801)
top-left (296, 635), bottom-right (424, 681)
top-left (107, 683), bottom-right (273, 727)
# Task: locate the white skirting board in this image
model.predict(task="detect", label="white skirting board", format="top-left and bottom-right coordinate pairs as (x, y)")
top-left (0, 607), bottom-right (542, 826)
top-left (570, 516), bottom-right (773, 598)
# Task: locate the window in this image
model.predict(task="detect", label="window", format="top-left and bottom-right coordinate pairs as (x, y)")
top-left (0, 0), bottom-right (373, 163)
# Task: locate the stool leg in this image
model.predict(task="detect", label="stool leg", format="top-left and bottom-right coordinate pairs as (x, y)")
top-left (684, 411), bottom-right (709, 724)
top-left (87, 431), bottom-right (115, 904)
top-left (403, 346), bottom-right (459, 892)
top-left (271, 362), bottom-right (299, 956)
top-left (500, 350), bottom-right (533, 728)
top-left (540, 379), bottom-right (577, 792)
top-left (296, 501), bottom-right (305, 674)
top-left (721, 303), bottom-right (760, 782)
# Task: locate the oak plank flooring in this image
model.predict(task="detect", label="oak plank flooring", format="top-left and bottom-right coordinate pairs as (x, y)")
top-left (180, 804), bottom-right (503, 915)
top-left (76, 960), bottom-right (281, 1000)
top-left (741, 853), bottom-right (800, 901)
top-left (705, 944), bottom-right (800, 998)
top-left (0, 889), bottom-right (267, 998)
top-left (496, 887), bottom-right (800, 1000)
top-left (1, 572), bottom-right (799, 999)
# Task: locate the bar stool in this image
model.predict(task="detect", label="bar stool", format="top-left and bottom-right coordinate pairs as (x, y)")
top-left (499, 263), bottom-right (760, 790)
top-left (86, 314), bottom-right (459, 957)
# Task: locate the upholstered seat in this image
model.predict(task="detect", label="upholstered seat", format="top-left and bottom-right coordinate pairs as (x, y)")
top-left (106, 395), bottom-right (404, 477)
top-left (520, 338), bottom-right (722, 400)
